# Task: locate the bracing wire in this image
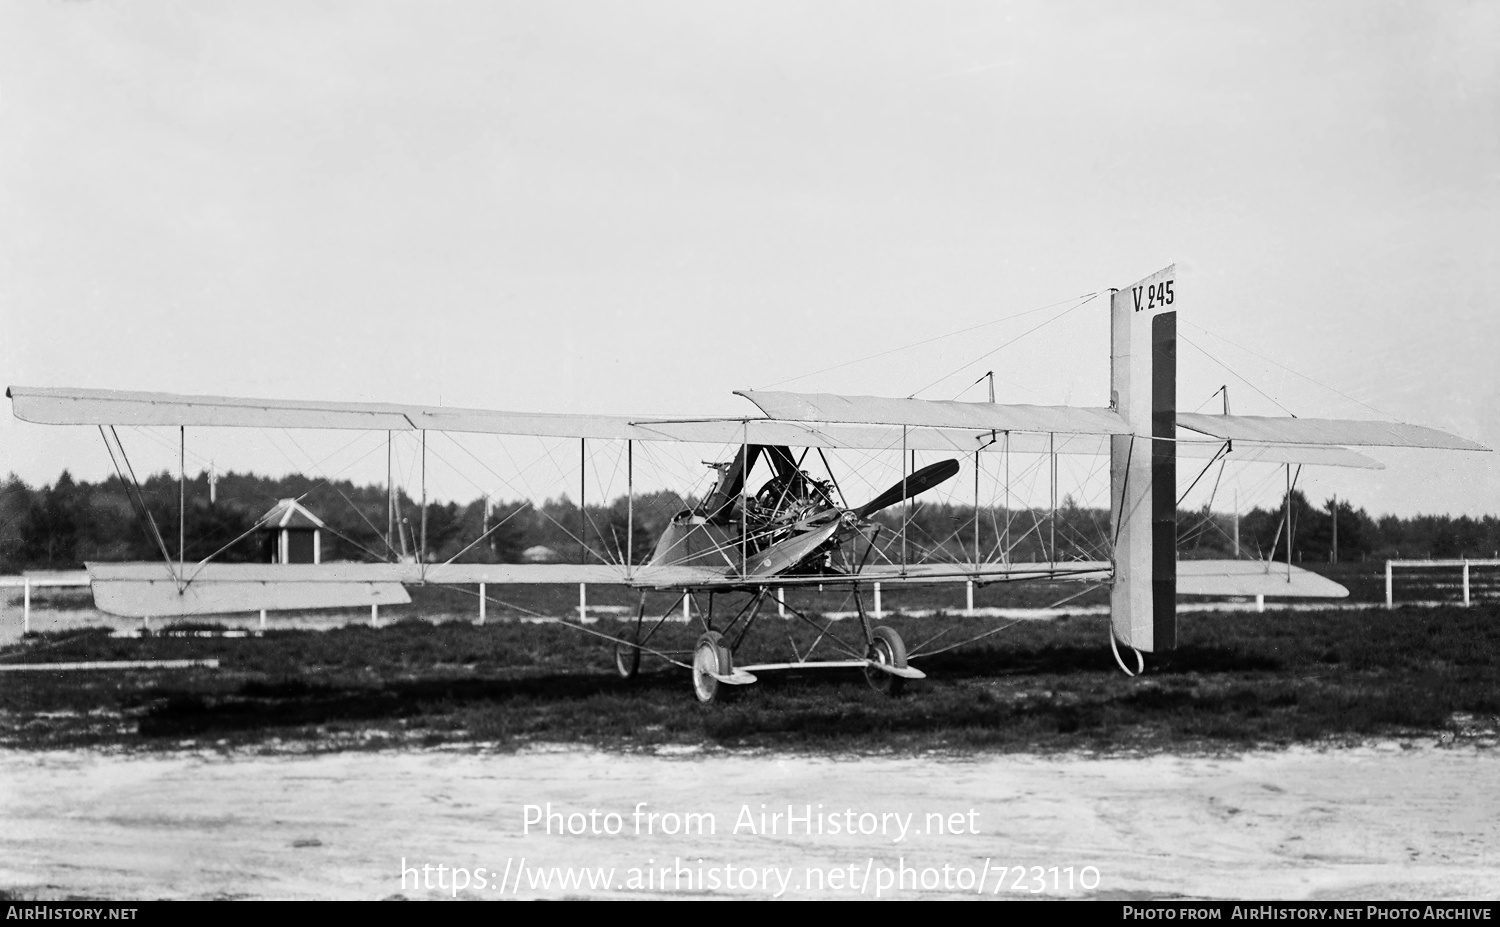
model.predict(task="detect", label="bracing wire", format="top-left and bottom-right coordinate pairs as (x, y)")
top-left (1182, 319), bottom-right (1394, 419)
top-left (907, 291), bottom-right (1106, 398)
top-left (1178, 334), bottom-right (1295, 415)
top-left (757, 292), bottom-right (1099, 391)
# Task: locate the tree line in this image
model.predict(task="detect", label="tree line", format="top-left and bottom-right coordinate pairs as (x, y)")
top-left (0, 470), bottom-right (682, 572)
top-left (2, 470), bottom-right (1496, 572)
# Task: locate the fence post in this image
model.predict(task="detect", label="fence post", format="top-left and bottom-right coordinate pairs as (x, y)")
top-left (1256, 594), bottom-right (1264, 613)
top-left (776, 587), bottom-right (785, 618)
top-left (371, 603), bottom-right (379, 627)
top-left (479, 582), bottom-right (486, 625)
top-left (23, 578), bottom-right (30, 635)
top-left (1385, 561), bottom-right (1393, 609)
top-left (579, 583), bottom-right (587, 621)
top-left (874, 582), bottom-right (883, 619)
top-left (259, 609), bottom-right (266, 630)
top-left (966, 581), bottom-right (974, 616)
top-left (1463, 562), bottom-right (1471, 607)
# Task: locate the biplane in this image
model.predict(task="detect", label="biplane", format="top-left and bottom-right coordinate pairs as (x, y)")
top-left (8, 266), bottom-right (1488, 701)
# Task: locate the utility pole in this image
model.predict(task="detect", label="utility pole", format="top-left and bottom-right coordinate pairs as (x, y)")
top-left (1284, 465), bottom-right (1292, 579)
top-left (1232, 489), bottom-right (1240, 558)
top-left (1330, 494), bottom-right (1338, 564)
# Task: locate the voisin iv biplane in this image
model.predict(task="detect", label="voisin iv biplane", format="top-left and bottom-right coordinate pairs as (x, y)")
top-left (8, 266), bottom-right (1488, 700)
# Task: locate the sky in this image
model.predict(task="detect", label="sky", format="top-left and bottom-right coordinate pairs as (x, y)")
top-left (1, 1), bottom-right (1496, 518)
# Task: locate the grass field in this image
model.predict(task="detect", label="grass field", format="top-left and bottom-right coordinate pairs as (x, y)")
top-left (2, 578), bottom-right (1498, 754)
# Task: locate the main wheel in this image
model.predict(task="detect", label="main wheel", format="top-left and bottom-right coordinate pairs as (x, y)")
top-left (864, 625), bottom-right (908, 696)
top-left (617, 599), bottom-right (646, 680)
top-left (692, 631), bottom-right (733, 703)
top-left (614, 637), bottom-right (641, 680)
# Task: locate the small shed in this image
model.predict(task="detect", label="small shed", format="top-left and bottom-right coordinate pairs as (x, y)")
top-left (257, 498), bottom-right (326, 565)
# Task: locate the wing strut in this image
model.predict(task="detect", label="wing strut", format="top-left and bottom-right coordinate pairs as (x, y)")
top-left (420, 430), bottom-right (428, 575)
top-left (1049, 432), bottom-right (1056, 567)
top-left (626, 438), bottom-right (634, 581)
top-left (178, 425), bottom-right (185, 585)
top-left (901, 426), bottom-right (907, 574)
top-left (1003, 432), bottom-right (1012, 564)
top-left (814, 446), bottom-right (847, 508)
top-left (1177, 442), bottom-right (1231, 506)
top-left (393, 429), bottom-right (399, 552)
top-left (972, 449), bottom-right (981, 566)
top-left (579, 437), bottom-right (586, 567)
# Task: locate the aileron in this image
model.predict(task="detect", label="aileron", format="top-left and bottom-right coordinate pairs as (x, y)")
top-left (1177, 412), bottom-right (1487, 451)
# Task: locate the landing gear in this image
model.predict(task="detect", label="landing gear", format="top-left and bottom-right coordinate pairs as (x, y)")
top-left (614, 636), bottom-right (641, 679)
top-left (864, 625), bottom-right (908, 696)
top-left (615, 599), bottom-right (645, 680)
top-left (692, 631), bottom-right (734, 703)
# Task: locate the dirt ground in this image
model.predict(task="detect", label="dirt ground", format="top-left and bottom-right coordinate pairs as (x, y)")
top-left (1, 743), bottom-right (1495, 900)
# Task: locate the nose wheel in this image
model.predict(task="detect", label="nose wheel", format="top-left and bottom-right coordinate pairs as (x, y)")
top-left (864, 625), bottom-right (909, 696)
top-left (692, 631), bottom-right (734, 703)
top-left (616, 597), bottom-right (646, 680)
top-left (614, 638), bottom-right (641, 680)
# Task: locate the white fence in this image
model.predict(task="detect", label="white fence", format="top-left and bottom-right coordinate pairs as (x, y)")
top-left (1385, 559), bottom-right (1500, 608)
top-left (0, 572), bottom-right (91, 634)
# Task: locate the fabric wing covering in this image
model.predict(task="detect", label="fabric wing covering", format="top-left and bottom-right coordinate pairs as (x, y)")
top-left (1176, 412), bottom-right (1487, 451)
top-left (86, 562), bottom-right (634, 617)
top-left (85, 557), bottom-right (1351, 611)
top-left (1176, 560), bottom-right (1349, 598)
top-left (11, 386), bottom-right (1400, 466)
top-left (11, 385), bottom-right (1123, 451)
top-left (737, 390), bottom-right (1130, 436)
top-left (88, 563), bottom-right (413, 618)
top-left (739, 390), bottom-right (1485, 452)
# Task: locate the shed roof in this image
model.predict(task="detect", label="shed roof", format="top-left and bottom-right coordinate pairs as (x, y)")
top-left (256, 498), bottom-right (326, 531)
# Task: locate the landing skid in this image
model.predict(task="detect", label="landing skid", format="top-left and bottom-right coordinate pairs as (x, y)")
top-left (733, 660), bottom-right (925, 680)
top-left (680, 585), bottom-right (921, 702)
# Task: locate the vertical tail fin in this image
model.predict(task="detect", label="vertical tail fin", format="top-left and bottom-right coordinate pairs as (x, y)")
top-left (1109, 265), bottom-right (1177, 652)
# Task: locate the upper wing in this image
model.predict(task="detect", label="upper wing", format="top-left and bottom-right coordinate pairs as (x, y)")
top-left (4, 385), bottom-right (1117, 453)
top-left (739, 389), bottom-right (1486, 454)
top-left (737, 390), bottom-right (1129, 436)
top-left (8, 385), bottom-right (657, 440)
top-left (9, 385), bottom-right (1447, 463)
top-left (5, 384), bottom-right (1115, 454)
